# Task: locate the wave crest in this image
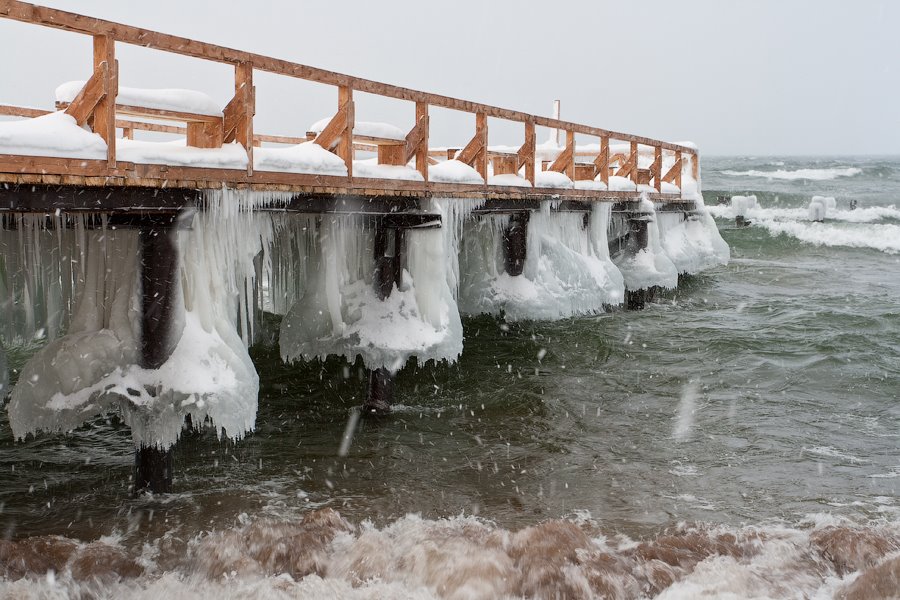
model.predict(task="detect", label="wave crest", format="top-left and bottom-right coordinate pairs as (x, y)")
top-left (720, 167), bottom-right (862, 181)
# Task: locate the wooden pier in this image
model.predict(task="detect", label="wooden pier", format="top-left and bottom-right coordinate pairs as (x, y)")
top-left (0, 0), bottom-right (697, 213)
top-left (0, 2), bottom-right (713, 493)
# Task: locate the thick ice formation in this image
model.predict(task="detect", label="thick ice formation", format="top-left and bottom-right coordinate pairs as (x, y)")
top-left (0, 111), bottom-right (107, 159)
top-left (458, 202), bottom-right (624, 320)
top-left (55, 81), bottom-right (223, 116)
top-left (657, 210), bottom-right (731, 275)
top-left (732, 195), bottom-right (758, 216)
top-left (0, 342), bottom-right (8, 399)
top-left (613, 198), bottom-right (679, 291)
top-left (808, 196), bottom-right (836, 221)
top-left (5, 194), bottom-right (275, 448)
top-left (275, 209), bottom-right (462, 371)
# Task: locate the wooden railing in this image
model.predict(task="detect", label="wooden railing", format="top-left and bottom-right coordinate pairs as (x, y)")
top-left (0, 0), bottom-right (699, 197)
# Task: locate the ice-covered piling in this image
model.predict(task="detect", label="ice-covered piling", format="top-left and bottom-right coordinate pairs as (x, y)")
top-left (613, 198), bottom-right (678, 309)
top-left (135, 219), bottom-right (181, 494)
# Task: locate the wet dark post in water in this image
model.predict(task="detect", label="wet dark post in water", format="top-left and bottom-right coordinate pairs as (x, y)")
top-left (503, 212), bottom-right (530, 276)
top-left (363, 218), bottom-right (405, 416)
top-left (134, 218), bottom-right (179, 493)
top-left (625, 215), bottom-right (654, 310)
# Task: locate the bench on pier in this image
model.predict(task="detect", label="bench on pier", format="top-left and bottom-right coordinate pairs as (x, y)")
top-left (307, 118), bottom-right (425, 168)
top-left (55, 81), bottom-right (228, 148)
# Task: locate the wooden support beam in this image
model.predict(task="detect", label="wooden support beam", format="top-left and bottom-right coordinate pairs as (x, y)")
top-left (518, 120), bottom-right (536, 185)
top-left (629, 141), bottom-right (639, 185)
top-left (456, 112), bottom-right (487, 181)
top-left (662, 152), bottom-right (683, 188)
top-left (503, 212), bottom-right (529, 276)
top-left (691, 152), bottom-right (699, 181)
top-left (92, 34), bottom-right (116, 167)
top-left (63, 65), bottom-right (107, 126)
top-left (548, 130), bottom-right (575, 178)
top-left (313, 98), bottom-right (353, 153)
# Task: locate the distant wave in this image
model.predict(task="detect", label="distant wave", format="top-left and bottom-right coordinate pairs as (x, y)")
top-left (709, 204), bottom-right (900, 254)
top-left (754, 220), bottom-right (900, 254)
top-left (720, 167), bottom-right (862, 181)
top-left (708, 204), bottom-right (900, 224)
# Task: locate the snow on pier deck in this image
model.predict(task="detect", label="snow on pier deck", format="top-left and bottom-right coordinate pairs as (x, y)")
top-left (0, 0), bottom-right (698, 211)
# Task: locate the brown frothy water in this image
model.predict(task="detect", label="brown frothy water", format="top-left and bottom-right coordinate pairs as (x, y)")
top-left (1, 509), bottom-right (899, 599)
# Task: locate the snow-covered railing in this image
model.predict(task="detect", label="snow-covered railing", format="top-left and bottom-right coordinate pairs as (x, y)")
top-left (0, 0), bottom-right (699, 198)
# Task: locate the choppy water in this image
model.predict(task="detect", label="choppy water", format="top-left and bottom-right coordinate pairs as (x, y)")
top-left (1, 156), bottom-right (899, 598)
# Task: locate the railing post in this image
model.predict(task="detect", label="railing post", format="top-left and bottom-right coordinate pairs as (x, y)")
top-left (629, 141), bottom-right (639, 186)
top-left (338, 86), bottom-right (354, 178)
top-left (691, 151), bottom-right (699, 182)
top-left (653, 145), bottom-right (662, 192)
top-left (597, 136), bottom-right (609, 185)
top-left (523, 119), bottom-right (536, 185)
top-left (236, 62), bottom-right (254, 176)
top-left (92, 34), bottom-right (116, 168)
top-left (475, 112), bottom-right (487, 182)
top-left (674, 150), bottom-right (682, 190)
top-left (415, 101), bottom-right (429, 181)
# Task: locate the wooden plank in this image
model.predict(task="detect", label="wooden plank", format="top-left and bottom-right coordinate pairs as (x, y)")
top-left (0, 104), bottom-right (49, 118)
top-left (377, 144), bottom-right (405, 166)
top-left (186, 120), bottom-right (223, 148)
top-left (312, 100), bottom-right (352, 152)
top-left (0, 1), bottom-right (699, 153)
top-left (413, 101), bottom-right (428, 181)
top-left (492, 156), bottom-right (518, 175)
top-left (115, 104), bottom-right (220, 123)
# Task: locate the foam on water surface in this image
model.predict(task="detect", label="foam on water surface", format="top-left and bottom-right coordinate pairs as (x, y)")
top-left (0, 510), bottom-right (897, 600)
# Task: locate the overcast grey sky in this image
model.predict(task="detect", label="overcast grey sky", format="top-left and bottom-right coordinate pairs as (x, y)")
top-left (2, 0), bottom-right (897, 155)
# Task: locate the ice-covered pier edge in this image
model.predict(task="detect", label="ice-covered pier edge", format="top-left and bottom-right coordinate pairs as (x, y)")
top-left (0, 181), bottom-right (728, 458)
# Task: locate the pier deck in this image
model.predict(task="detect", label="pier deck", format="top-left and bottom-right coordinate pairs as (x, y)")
top-left (0, 0), bottom-right (697, 213)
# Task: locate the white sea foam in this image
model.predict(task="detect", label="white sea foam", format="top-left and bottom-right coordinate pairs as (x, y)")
top-left (1, 510), bottom-right (897, 600)
top-left (720, 167), bottom-right (862, 180)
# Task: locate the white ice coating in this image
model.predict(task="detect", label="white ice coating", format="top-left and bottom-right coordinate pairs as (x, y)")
top-left (613, 197), bottom-right (679, 291)
top-left (457, 201), bottom-right (625, 320)
top-left (656, 210), bottom-right (731, 275)
top-left (275, 207), bottom-right (462, 372)
top-left (731, 195), bottom-right (759, 215)
top-left (0, 341), bottom-right (8, 399)
top-left (5, 193), bottom-right (278, 448)
top-left (808, 196), bottom-right (835, 221)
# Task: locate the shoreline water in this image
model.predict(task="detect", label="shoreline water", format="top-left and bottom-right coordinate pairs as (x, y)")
top-left (1, 155), bottom-right (899, 597)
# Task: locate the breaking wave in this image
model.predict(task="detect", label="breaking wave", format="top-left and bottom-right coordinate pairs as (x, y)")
top-left (707, 203), bottom-right (900, 254)
top-left (1, 509), bottom-right (899, 599)
top-left (720, 167), bottom-right (863, 181)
